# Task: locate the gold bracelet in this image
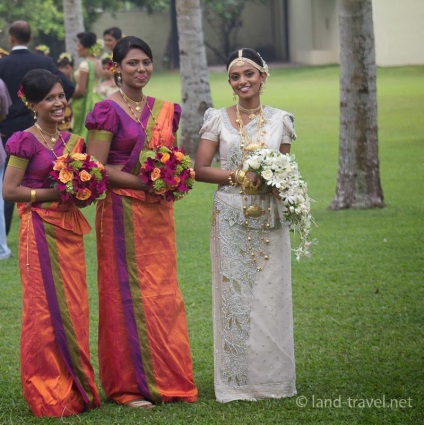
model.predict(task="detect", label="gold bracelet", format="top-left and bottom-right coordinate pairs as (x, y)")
top-left (228, 170), bottom-right (236, 186)
top-left (236, 169), bottom-right (246, 185)
top-left (30, 189), bottom-right (37, 203)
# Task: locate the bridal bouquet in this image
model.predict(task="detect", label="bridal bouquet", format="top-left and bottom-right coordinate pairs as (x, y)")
top-left (243, 148), bottom-right (315, 260)
top-left (139, 146), bottom-right (195, 201)
top-left (50, 153), bottom-right (108, 208)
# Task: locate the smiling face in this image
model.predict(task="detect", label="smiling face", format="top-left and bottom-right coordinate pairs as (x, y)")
top-left (228, 62), bottom-right (266, 102)
top-left (32, 82), bottom-right (66, 126)
top-left (117, 48), bottom-right (153, 91)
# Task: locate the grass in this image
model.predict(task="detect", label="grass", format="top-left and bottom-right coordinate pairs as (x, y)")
top-left (0, 65), bottom-right (423, 424)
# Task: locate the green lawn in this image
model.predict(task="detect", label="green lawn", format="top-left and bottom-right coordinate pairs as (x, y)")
top-left (0, 65), bottom-right (423, 424)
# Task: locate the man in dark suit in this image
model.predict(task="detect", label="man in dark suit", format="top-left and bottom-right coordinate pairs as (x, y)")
top-left (0, 20), bottom-right (75, 234)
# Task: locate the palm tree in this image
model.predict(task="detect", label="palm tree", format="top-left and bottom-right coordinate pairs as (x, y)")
top-left (62, 0), bottom-right (84, 64)
top-left (176, 0), bottom-right (212, 157)
top-left (330, 0), bottom-right (384, 209)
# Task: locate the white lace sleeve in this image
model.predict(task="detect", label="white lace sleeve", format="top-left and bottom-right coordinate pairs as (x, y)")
top-left (199, 108), bottom-right (222, 142)
top-left (281, 113), bottom-right (297, 145)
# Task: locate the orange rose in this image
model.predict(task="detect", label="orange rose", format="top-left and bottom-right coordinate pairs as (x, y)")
top-left (76, 188), bottom-right (92, 201)
top-left (79, 170), bottom-right (92, 182)
top-left (189, 169), bottom-right (195, 179)
top-left (174, 176), bottom-right (181, 185)
top-left (59, 168), bottom-right (74, 183)
top-left (71, 153), bottom-right (87, 161)
top-left (53, 159), bottom-right (66, 171)
top-left (174, 151), bottom-right (184, 161)
top-left (160, 153), bottom-right (170, 164)
top-left (150, 167), bottom-right (161, 181)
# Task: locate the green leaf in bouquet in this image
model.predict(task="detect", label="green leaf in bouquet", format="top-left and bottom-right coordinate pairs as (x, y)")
top-left (139, 150), bottom-right (156, 165)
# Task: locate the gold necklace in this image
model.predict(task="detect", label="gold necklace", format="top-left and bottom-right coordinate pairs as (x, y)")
top-left (35, 125), bottom-right (68, 158)
top-left (237, 103), bottom-right (262, 120)
top-left (119, 88), bottom-right (145, 112)
top-left (235, 104), bottom-right (266, 153)
top-left (35, 122), bottom-right (59, 143)
top-left (119, 90), bottom-right (162, 144)
top-left (235, 104), bottom-right (270, 271)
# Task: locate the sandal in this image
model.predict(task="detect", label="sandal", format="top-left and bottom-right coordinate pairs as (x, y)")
top-left (125, 399), bottom-right (155, 409)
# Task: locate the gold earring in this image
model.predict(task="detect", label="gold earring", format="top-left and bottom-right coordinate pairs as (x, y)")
top-left (117, 73), bottom-right (122, 82)
top-left (33, 110), bottom-right (37, 120)
top-left (233, 92), bottom-right (237, 101)
top-left (259, 83), bottom-right (265, 95)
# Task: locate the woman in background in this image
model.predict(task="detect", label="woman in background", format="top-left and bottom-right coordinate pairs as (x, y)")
top-left (72, 32), bottom-right (102, 140)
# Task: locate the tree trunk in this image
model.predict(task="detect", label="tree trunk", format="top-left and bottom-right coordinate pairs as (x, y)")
top-left (330, 0), bottom-right (384, 209)
top-left (176, 0), bottom-right (212, 158)
top-left (62, 0), bottom-right (84, 66)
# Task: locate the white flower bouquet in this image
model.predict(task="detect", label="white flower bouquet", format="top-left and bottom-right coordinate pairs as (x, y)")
top-left (243, 148), bottom-right (315, 260)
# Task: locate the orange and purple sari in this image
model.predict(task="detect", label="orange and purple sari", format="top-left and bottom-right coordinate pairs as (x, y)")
top-left (6, 132), bottom-right (101, 417)
top-left (86, 98), bottom-right (197, 404)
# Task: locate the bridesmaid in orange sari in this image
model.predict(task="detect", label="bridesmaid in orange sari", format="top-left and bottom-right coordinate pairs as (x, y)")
top-left (2, 70), bottom-right (100, 417)
top-left (85, 36), bottom-right (197, 409)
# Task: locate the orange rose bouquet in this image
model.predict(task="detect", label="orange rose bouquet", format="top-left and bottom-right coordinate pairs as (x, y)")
top-left (49, 152), bottom-right (108, 207)
top-left (139, 146), bottom-right (195, 201)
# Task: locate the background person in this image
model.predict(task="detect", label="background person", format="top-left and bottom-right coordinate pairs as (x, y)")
top-left (2, 69), bottom-right (100, 417)
top-left (85, 36), bottom-right (198, 409)
top-left (71, 31), bottom-right (102, 141)
top-left (103, 27), bottom-right (122, 52)
top-left (0, 78), bottom-right (12, 260)
top-left (194, 47), bottom-right (297, 402)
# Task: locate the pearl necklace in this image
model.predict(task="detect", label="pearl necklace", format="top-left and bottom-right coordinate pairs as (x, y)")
top-left (237, 103), bottom-right (262, 120)
top-left (119, 89), bottom-right (162, 145)
top-left (35, 122), bottom-right (59, 143)
top-left (119, 88), bottom-right (145, 112)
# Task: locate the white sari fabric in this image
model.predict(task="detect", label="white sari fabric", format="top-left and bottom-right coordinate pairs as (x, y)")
top-left (200, 107), bottom-right (297, 402)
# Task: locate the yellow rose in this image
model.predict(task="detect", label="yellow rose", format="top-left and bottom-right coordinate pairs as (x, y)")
top-left (76, 188), bottom-right (92, 200)
top-left (160, 153), bottom-right (170, 164)
top-left (150, 167), bottom-right (161, 181)
top-left (79, 170), bottom-right (92, 182)
top-left (71, 153), bottom-right (87, 161)
top-left (174, 151), bottom-right (184, 161)
top-left (59, 168), bottom-right (74, 183)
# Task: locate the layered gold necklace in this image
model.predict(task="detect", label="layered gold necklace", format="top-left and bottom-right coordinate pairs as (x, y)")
top-left (235, 104), bottom-right (271, 272)
top-left (35, 123), bottom-right (68, 158)
top-left (35, 122), bottom-right (59, 143)
top-left (119, 88), bottom-right (145, 112)
top-left (119, 89), bottom-right (162, 145)
top-left (237, 103), bottom-right (262, 120)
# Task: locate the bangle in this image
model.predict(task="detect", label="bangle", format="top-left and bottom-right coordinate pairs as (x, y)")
top-left (236, 169), bottom-right (246, 185)
top-left (30, 189), bottom-right (37, 203)
top-left (228, 170), bottom-right (236, 186)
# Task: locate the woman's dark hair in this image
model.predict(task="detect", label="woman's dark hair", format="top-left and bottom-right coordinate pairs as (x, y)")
top-left (57, 56), bottom-right (74, 68)
top-left (103, 27), bottom-right (122, 40)
top-left (226, 48), bottom-right (264, 71)
top-left (21, 69), bottom-right (62, 103)
top-left (77, 31), bottom-right (97, 48)
top-left (112, 36), bottom-right (153, 64)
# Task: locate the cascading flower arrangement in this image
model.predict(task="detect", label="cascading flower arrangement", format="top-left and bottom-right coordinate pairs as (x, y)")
top-left (49, 153), bottom-right (108, 208)
top-left (243, 148), bottom-right (315, 260)
top-left (138, 146), bottom-right (195, 201)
